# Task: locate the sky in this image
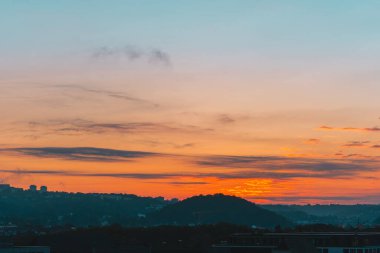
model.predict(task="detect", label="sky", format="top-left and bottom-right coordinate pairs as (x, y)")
top-left (0, 0), bottom-right (379, 204)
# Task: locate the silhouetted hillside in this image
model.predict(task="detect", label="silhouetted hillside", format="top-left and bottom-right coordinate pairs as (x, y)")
top-left (263, 204), bottom-right (380, 226)
top-left (148, 194), bottom-right (292, 228)
top-left (0, 186), bottom-right (173, 227)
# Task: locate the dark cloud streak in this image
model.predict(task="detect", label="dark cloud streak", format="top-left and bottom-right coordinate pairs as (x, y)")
top-left (319, 125), bottom-right (380, 132)
top-left (1, 147), bottom-right (379, 180)
top-left (26, 119), bottom-right (214, 137)
top-left (1, 147), bottom-right (158, 162)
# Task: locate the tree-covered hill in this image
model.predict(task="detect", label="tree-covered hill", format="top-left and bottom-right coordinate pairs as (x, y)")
top-left (0, 187), bottom-right (171, 227)
top-left (147, 194), bottom-right (292, 228)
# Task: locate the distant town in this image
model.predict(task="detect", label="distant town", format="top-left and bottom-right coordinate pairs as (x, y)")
top-left (0, 183), bottom-right (48, 192)
top-left (2, 184), bottom-right (380, 252)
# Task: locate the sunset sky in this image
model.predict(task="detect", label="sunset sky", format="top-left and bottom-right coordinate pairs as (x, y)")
top-left (1, 0), bottom-right (380, 204)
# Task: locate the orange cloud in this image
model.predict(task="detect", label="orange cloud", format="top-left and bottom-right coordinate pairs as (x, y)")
top-left (319, 125), bottom-right (380, 132)
top-left (304, 138), bottom-right (320, 144)
top-left (342, 141), bottom-right (370, 148)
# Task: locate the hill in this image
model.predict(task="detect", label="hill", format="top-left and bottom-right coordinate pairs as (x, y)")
top-left (0, 186), bottom-right (173, 227)
top-left (147, 194), bottom-right (292, 228)
top-left (263, 204), bottom-right (380, 226)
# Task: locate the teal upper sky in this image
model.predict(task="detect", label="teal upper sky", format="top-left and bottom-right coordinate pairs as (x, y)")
top-left (2, 0), bottom-right (380, 68)
top-left (2, 1), bottom-right (380, 110)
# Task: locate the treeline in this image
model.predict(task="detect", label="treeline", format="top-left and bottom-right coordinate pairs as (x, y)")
top-left (0, 189), bottom-right (173, 227)
top-left (0, 191), bottom-right (292, 228)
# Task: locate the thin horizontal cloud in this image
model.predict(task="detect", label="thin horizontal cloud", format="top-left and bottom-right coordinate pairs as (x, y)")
top-left (202, 169), bottom-right (366, 180)
top-left (26, 118), bottom-right (214, 137)
top-left (195, 155), bottom-right (379, 179)
top-left (92, 46), bottom-right (142, 60)
top-left (174, 143), bottom-right (195, 149)
top-left (165, 181), bottom-right (209, 185)
top-left (339, 153), bottom-right (375, 159)
top-left (196, 155), bottom-right (289, 167)
top-left (0, 169), bottom-right (184, 179)
top-left (0, 159), bottom-right (377, 181)
top-left (2, 147), bottom-right (379, 179)
top-left (253, 195), bottom-right (370, 202)
top-left (304, 138), bottom-right (320, 144)
top-left (85, 173), bottom-right (181, 179)
top-left (319, 125), bottom-right (380, 132)
top-left (216, 114), bottom-right (235, 124)
top-left (1, 147), bottom-right (158, 162)
top-left (0, 166), bottom-right (374, 181)
top-left (91, 45), bottom-right (171, 66)
top-left (342, 141), bottom-right (370, 148)
top-left (50, 84), bottom-right (159, 108)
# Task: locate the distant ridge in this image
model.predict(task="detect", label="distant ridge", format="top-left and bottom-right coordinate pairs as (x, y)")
top-left (148, 193), bottom-right (292, 228)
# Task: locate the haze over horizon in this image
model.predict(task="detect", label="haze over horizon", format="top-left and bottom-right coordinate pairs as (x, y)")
top-left (1, 0), bottom-right (380, 204)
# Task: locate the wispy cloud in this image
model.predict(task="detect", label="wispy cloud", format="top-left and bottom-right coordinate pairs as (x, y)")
top-left (2, 146), bottom-right (379, 180)
top-left (194, 155), bottom-right (379, 179)
top-left (165, 181), bottom-right (209, 185)
top-left (253, 195), bottom-right (374, 202)
top-left (91, 45), bottom-right (171, 66)
top-left (0, 163), bottom-right (376, 181)
top-left (196, 155), bottom-right (287, 168)
top-left (216, 114), bottom-right (236, 124)
top-left (342, 141), bottom-right (371, 148)
top-left (319, 125), bottom-right (380, 132)
top-left (92, 46), bottom-right (142, 60)
top-left (174, 143), bottom-right (195, 149)
top-left (304, 138), bottom-right (320, 145)
top-left (2, 147), bottom-right (158, 162)
top-left (0, 169), bottom-right (184, 179)
top-left (336, 153), bottom-right (377, 159)
top-left (25, 119), bottom-right (214, 137)
top-left (49, 84), bottom-right (159, 107)
top-left (0, 143), bottom-right (380, 179)
top-left (148, 49), bottom-right (171, 66)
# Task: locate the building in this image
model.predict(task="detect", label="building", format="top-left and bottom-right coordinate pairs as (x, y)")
top-left (212, 232), bottom-right (380, 253)
top-left (0, 246), bottom-right (50, 253)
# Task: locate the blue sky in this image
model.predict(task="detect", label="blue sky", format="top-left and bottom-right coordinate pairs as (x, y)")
top-left (3, 0), bottom-right (380, 66)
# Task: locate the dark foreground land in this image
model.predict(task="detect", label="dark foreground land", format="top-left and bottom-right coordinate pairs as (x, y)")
top-left (4, 224), bottom-right (252, 253)
top-left (4, 224), bottom-right (380, 253)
